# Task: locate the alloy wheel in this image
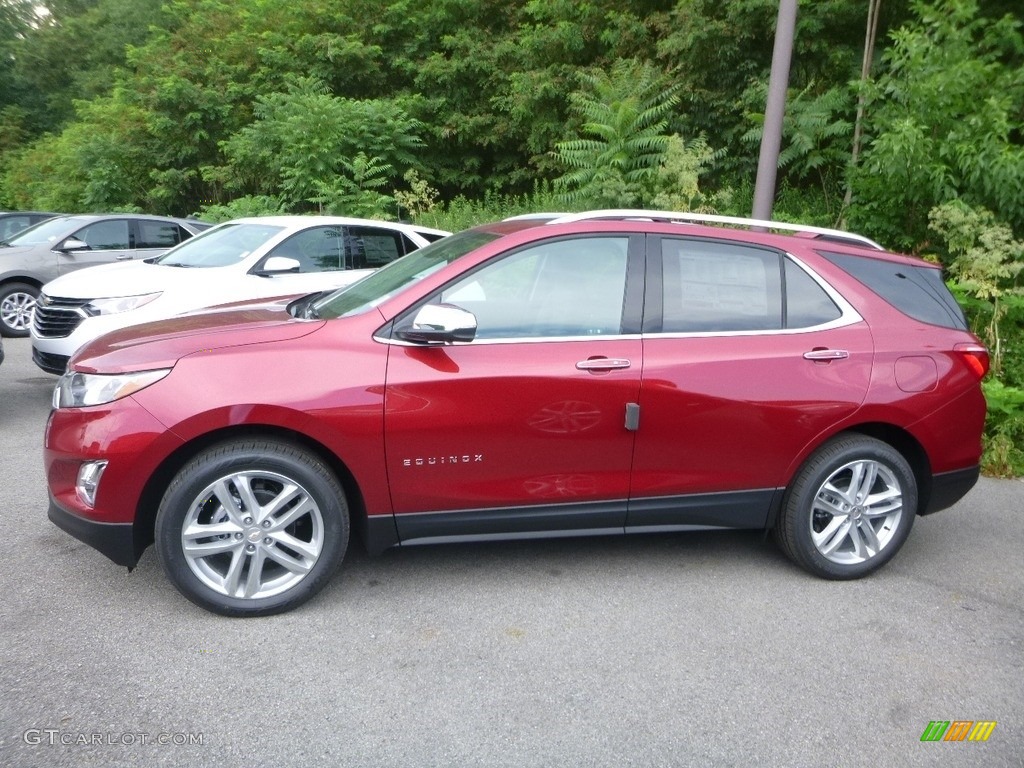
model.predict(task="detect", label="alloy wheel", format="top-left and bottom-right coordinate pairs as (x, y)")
top-left (809, 459), bottom-right (904, 566)
top-left (181, 470), bottom-right (325, 600)
top-left (0, 290), bottom-right (35, 333)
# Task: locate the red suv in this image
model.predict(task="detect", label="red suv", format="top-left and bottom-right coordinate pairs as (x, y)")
top-left (44, 210), bottom-right (989, 616)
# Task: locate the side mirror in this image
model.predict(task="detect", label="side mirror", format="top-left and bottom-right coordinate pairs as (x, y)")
top-left (255, 256), bottom-right (301, 276)
top-left (59, 238), bottom-right (89, 252)
top-left (396, 303), bottom-right (477, 345)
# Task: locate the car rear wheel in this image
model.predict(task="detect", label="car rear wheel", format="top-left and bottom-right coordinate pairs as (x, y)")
top-left (155, 439), bottom-right (349, 616)
top-left (0, 282), bottom-right (38, 337)
top-left (775, 435), bottom-right (916, 579)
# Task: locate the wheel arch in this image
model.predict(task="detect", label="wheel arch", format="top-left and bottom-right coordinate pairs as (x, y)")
top-left (0, 274), bottom-right (43, 290)
top-left (132, 424), bottom-right (373, 562)
top-left (843, 423), bottom-right (932, 514)
top-left (771, 422), bottom-right (932, 530)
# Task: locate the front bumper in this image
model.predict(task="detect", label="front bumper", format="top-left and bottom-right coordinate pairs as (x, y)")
top-left (32, 346), bottom-right (69, 375)
top-left (45, 395), bottom-right (185, 565)
top-left (48, 496), bottom-right (138, 567)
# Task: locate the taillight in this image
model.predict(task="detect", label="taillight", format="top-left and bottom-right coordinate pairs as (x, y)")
top-left (954, 343), bottom-right (990, 379)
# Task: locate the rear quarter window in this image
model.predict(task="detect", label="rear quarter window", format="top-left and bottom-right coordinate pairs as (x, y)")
top-left (819, 251), bottom-right (967, 330)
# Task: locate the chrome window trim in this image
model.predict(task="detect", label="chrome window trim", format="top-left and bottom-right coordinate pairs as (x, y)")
top-left (377, 315), bottom-right (864, 345)
top-left (640, 314), bottom-right (862, 339)
top-left (374, 250), bottom-right (863, 345)
top-left (376, 332), bottom-right (644, 347)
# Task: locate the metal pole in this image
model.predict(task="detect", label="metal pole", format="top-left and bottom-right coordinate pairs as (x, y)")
top-left (752, 0), bottom-right (798, 222)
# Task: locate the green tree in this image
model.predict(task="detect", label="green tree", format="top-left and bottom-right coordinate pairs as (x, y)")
top-left (741, 84), bottom-right (852, 214)
top-left (6, 0), bottom-right (164, 135)
top-left (848, 0), bottom-right (1024, 250)
top-left (216, 76), bottom-right (423, 212)
top-left (551, 59), bottom-right (680, 207)
top-left (313, 153), bottom-right (395, 218)
top-left (929, 201), bottom-right (1024, 476)
top-left (654, 0), bottom-right (911, 182)
top-left (1, 90), bottom-right (157, 212)
top-left (198, 195), bottom-right (288, 222)
top-left (1, 1), bottom-right (33, 110)
top-left (929, 201), bottom-right (1024, 373)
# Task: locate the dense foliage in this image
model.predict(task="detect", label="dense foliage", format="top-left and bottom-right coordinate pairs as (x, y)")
top-left (1, 0), bottom-right (1022, 471)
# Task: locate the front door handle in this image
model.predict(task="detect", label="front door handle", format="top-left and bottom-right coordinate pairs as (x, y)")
top-left (576, 358), bottom-right (631, 371)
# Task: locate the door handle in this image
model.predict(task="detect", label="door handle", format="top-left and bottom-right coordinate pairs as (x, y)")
top-left (803, 349), bottom-right (849, 361)
top-left (575, 358), bottom-right (631, 371)
top-left (115, 255), bottom-right (133, 260)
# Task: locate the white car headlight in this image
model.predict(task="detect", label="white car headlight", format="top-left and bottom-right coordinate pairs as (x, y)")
top-left (84, 292), bottom-right (162, 316)
top-left (53, 369), bottom-right (172, 409)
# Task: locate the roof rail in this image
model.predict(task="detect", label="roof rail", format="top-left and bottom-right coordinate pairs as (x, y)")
top-left (502, 212), bottom-right (574, 221)
top-left (546, 209), bottom-right (885, 251)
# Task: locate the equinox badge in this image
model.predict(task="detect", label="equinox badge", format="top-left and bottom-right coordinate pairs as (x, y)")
top-left (403, 454), bottom-right (484, 467)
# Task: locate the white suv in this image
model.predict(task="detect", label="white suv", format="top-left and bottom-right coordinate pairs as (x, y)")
top-left (31, 215), bottom-right (449, 374)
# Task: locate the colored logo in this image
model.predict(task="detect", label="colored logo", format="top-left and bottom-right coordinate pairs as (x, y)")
top-left (920, 721), bottom-right (997, 742)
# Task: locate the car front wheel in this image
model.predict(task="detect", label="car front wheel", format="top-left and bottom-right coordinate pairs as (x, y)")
top-left (775, 435), bottom-right (917, 579)
top-left (0, 282), bottom-right (38, 337)
top-left (155, 439), bottom-right (349, 616)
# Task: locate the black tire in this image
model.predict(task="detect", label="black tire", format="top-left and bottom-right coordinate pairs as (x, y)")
top-left (0, 282), bottom-right (39, 337)
top-left (154, 439), bottom-right (349, 616)
top-left (774, 435), bottom-right (917, 580)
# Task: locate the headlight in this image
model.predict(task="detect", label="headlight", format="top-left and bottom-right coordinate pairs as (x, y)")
top-left (53, 369), bottom-right (171, 409)
top-left (84, 292), bottom-right (162, 316)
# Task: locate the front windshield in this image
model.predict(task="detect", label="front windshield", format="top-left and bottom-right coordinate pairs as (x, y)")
top-left (155, 222), bottom-right (285, 267)
top-left (5, 216), bottom-right (86, 247)
top-left (312, 229), bottom-right (500, 319)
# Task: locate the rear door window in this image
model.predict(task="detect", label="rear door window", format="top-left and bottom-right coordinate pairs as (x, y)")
top-left (348, 226), bottom-right (408, 268)
top-left (659, 239), bottom-right (783, 332)
top-left (136, 220), bottom-right (187, 249)
top-left (657, 239), bottom-right (843, 332)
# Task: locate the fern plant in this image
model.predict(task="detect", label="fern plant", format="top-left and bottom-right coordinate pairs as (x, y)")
top-left (552, 59), bottom-right (680, 208)
top-left (314, 152), bottom-right (395, 218)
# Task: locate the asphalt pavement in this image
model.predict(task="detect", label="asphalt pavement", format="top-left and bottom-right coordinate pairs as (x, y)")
top-left (0, 335), bottom-right (1021, 767)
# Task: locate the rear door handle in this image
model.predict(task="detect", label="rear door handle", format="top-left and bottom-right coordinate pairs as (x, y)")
top-left (803, 349), bottom-right (849, 361)
top-left (576, 358), bottom-right (631, 371)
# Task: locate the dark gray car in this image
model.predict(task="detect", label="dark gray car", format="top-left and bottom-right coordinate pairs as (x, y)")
top-left (0, 213), bottom-right (211, 336)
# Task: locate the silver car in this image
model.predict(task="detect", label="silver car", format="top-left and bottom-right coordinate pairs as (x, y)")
top-left (0, 213), bottom-right (211, 337)
top-left (0, 211), bottom-right (61, 242)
